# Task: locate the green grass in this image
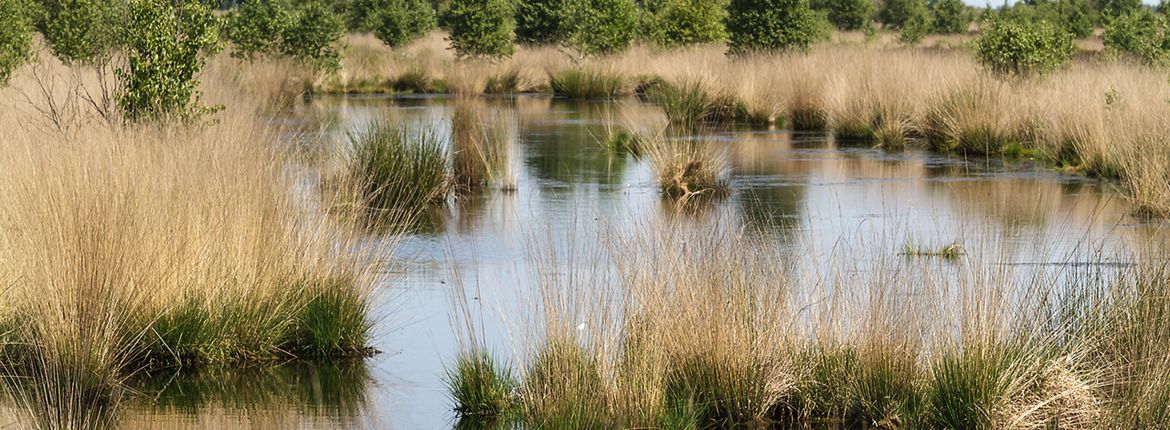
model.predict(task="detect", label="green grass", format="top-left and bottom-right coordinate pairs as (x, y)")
top-left (643, 80), bottom-right (735, 129)
top-left (521, 340), bottom-right (608, 429)
top-left (902, 242), bottom-right (965, 260)
top-left (347, 122), bottom-right (450, 217)
top-left (550, 69), bottom-right (627, 100)
top-left (447, 350), bottom-right (516, 417)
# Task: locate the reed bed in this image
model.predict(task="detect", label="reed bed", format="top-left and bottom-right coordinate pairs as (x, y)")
top-left (332, 33), bottom-right (1170, 215)
top-left (0, 50), bottom-right (384, 427)
top-left (448, 219), bottom-right (1170, 429)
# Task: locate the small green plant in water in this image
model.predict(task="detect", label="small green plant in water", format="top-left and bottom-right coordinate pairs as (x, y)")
top-left (448, 350), bottom-right (516, 417)
top-left (347, 122), bottom-right (450, 217)
top-left (902, 242), bottom-right (964, 260)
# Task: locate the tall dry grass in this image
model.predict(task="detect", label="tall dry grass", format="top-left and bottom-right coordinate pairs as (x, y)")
top-left (0, 48), bottom-right (383, 427)
top-left (448, 217), bottom-right (1170, 429)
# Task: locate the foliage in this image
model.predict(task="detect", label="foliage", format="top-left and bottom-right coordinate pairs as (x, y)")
top-left (879, 0), bottom-right (928, 29)
top-left (566, 0), bottom-right (640, 56)
top-left (727, 0), bottom-right (829, 54)
top-left (999, 0), bottom-right (1096, 38)
top-left (899, 4), bottom-right (933, 44)
top-left (280, 0), bottom-right (345, 71)
top-left (974, 16), bottom-right (1073, 75)
top-left (813, 0), bottom-right (873, 31)
top-left (118, 0), bottom-right (221, 122)
top-left (0, 0), bottom-right (34, 86)
top-left (645, 0), bottom-right (730, 47)
top-left (1104, 9), bottom-right (1170, 66)
top-left (929, 0), bottom-right (969, 34)
top-left (1099, 0), bottom-right (1140, 19)
top-left (36, 0), bottom-right (127, 64)
top-left (226, 0), bottom-right (345, 71)
top-left (372, 0), bottom-right (436, 48)
top-left (445, 0), bottom-right (516, 58)
top-left (516, 0), bottom-right (571, 44)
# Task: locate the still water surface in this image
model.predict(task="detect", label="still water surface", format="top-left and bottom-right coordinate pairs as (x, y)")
top-left (119, 95), bottom-right (1167, 429)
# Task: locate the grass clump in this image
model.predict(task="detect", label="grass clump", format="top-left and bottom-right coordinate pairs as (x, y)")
top-left (923, 82), bottom-right (1021, 155)
top-left (448, 350), bottom-right (517, 417)
top-left (347, 122), bottom-right (450, 216)
top-left (451, 100), bottom-right (518, 192)
top-left (643, 80), bottom-right (736, 129)
top-left (902, 242), bottom-right (965, 260)
top-left (550, 68), bottom-right (627, 100)
top-left (521, 340), bottom-right (608, 428)
top-left (637, 129), bottom-right (730, 199)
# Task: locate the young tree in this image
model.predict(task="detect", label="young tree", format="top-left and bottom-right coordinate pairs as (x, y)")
top-left (879, 0), bottom-right (928, 28)
top-left (1104, 9), bottom-right (1170, 65)
top-left (0, 0), bottom-right (34, 86)
top-left (975, 16), bottom-right (1073, 75)
top-left (225, 0), bottom-right (292, 60)
top-left (281, 0), bottom-right (345, 70)
top-left (929, 0), bottom-right (969, 33)
top-left (516, 0), bottom-right (572, 44)
top-left (118, 0), bottom-right (221, 121)
top-left (566, 0), bottom-right (639, 55)
top-left (372, 0), bottom-right (436, 47)
top-left (1098, 0), bottom-right (1140, 19)
top-left (36, 0), bottom-right (127, 64)
top-left (727, 0), bottom-right (828, 53)
top-left (445, 0), bottom-right (515, 58)
top-left (814, 0), bottom-right (874, 31)
top-left (645, 0), bottom-right (730, 47)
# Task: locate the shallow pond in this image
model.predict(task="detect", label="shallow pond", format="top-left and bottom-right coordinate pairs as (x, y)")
top-left (119, 95), bottom-right (1168, 429)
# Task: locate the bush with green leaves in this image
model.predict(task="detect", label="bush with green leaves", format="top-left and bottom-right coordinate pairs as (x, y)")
top-left (928, 0), bottom-right (968, 33)
top-left (899, 6), bottom-right (932, 44)
top-left (280, 1), bottom-right (345, 70)
top-left (878, 0), bottom-right (928, 29)
top-left (516, 0), bottom-right (571, 44)
top-left (226, 0), bottom-right (344, 70)
top-left (644, 0), bottom-right (729, 47)
top-left (118, 0), bottom-right (221, 122)
top-left (225, 0), bottom-right (291, 60)
top-left (974, 16), bottom-right (1073, 75)
top-left (36, 0), bottom-right (127, 64)
top-left (1000, 0), bottom-right (1095, 38)
top-left (0, 0), bottom-right (34, 86)
top-left (372, 0), bottom-right (436, 47)
top-left (1104, 9), bottom-right (1170, 65)
top-left (727, 0), bottom-right (828, 53)
top-left (445, 0), bottom-right (515, 58)
top-left (566, 0), bottom-right (639, 56)
top-left (813, 0), bottom-right (873, 31)
top-left (1098, 0), bottom-right (1140, 19)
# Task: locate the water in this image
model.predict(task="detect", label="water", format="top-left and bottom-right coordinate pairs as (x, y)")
top-left (120, 95), bottom-right (1169, 429)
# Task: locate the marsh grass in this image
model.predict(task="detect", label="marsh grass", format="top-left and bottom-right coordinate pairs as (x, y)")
top-left (550, 69), bottom-right (627, 100)
top-left (636, 127), bottom-right (730, 200)
top-left (902, 242), bottom-right (965, 260)
top-left (643, 80), bottom-right (736, 129)
top-left (447, 350), bottom-right (516, 418)
top-left (346, 122), bottom-right (450, 218)
top-left (451, 100), bottom-right (519, 193)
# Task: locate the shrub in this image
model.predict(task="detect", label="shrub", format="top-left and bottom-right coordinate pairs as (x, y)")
top-left (372, 0), bottom-right (436, 47)
top-left (1099, 0), bottom-right (1140, 19)
top-left (645, 0), bottom-right (730, 47)
top-left (226, 0), bottom-right (345, 70)
top-left (878, 0), bottom-right (928, 29)
top-left (1104, 9), bottom-right (1170, 66)
top-left (566, 0), bottom-right (639, 56)
top-left (1036, 0), bottom-right (1096, 38)
top-left (727, 0), bottom-right (829, 54)
top-left (929, 0), bottom-right (968, 34)
top-left (0, 0), bottom-right (34, 86)
top-left (445, 0), bottom-right (515, 58)
top-left (225, 0), bottom-right (291, 61)
top-left (118, 0), bottom-right (221, 122)
top-left (899, 5), bottom-right (932, 44)
top-left (813, 0), bottom-right (874, 31)
top-left (36, 0), bottom-right (127, 64)
top-left (974, 16), bottom-right (1073, 75)
top-left (516, 0), bottom-right (571, 44)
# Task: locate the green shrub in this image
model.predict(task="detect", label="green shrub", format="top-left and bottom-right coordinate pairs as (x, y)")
top-left (118, 0), bottom-right (221, 122)
top-left (727, 0), bottom-right (829, 54)
top-left (36, 0), bottom-right (127, 64)
top-left (813, 0), bottom-right (873, 31)
top-left (225, 0), bottom-right (291, 61)
top-left (645, 0), bottom-right (729, 47)
top-left (1104, 9), bottom-right (1170, 65)
top-left (1099, 0), bottom-right (1140, 19)
top-left (516, 0), bottom-right (571, 44)
top-left (974, 16), bottom-right (1073, 76)
top-left (226, 0), bottom-right (345, 70)
top-left (280, 0), bottom-right (345, 71)
top-left (929, 0), bottom-right (968, 34)
top-left (1037, 0), bottom-right (1096, 38)
top-left (0, 0), bottom-right (34, 86)
top-left (372, 0), bottom-right (436, 47)
top-left (566, 0), bottom-right (639, 56)
top-left (899, 5), bottom-right (932, 44)
top-left (341, 0), bottom-right (381, 30)
top-left (445, 0), bottom-right (515, 58)
top-left (878, 0), bottom-right (928, 29)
